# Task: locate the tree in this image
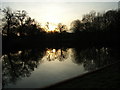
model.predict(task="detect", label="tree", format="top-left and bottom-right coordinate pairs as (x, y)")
top-left (57, 23), bottom-right (67, 33)
top-left (70, 19), bottom-right (82, 33)
top-left (82, 10), bottom-right (96, 23)
top-left (81, 11), bottom-right (96, 32)
top-left (15, 10), bottom-right (27, 26)
top-left (2, 7), bottom-right (15, 36)
top-left (57, 23), bottom-right (63, 33)
top-left (15, 10), bottom-right (28, 36)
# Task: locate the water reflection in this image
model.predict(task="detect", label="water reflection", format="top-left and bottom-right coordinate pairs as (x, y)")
top-left (2, 47), bottom-right (120, 88)
top-left (2, 49), bottom-right (45, 87)
top-left (73, 47), bottom-right (113, 71)
top-left (43, 48), bottom-right (69, 61)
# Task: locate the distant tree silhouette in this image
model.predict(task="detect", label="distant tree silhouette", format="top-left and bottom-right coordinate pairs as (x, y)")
top-left (57, 23), bottom-right (63, 33)
top-left (57, 23), bottom-right (68, 33)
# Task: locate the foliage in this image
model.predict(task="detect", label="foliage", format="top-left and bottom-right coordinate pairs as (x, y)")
top-left (70, 9), bottom-right (120, 33)
top-left (2, 7), bottom-right (45, 36)
top-left (1, 7), bottom-right (120, 37)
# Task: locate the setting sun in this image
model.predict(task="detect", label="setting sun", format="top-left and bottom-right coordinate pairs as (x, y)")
top-left (48, 24), bottom-right (57, 31)
top-left (42, 22), bottom-right (60, 32)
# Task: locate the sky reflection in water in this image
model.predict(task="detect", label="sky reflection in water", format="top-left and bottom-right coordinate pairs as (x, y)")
top-left (2, 47), bottom-right (119, 88)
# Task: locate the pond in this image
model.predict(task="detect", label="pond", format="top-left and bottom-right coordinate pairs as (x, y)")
top-left (2, 47), bottom-right (120, 88)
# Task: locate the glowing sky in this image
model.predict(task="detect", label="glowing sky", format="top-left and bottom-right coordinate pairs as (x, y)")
top-left (1, 0), bottom-right (119, 26)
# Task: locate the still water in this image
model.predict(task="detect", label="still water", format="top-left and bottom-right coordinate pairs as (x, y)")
top-left (2, 47), bottom-right (120, 88)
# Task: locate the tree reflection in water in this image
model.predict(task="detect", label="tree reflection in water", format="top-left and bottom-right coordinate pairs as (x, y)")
top-left (73, 47), bottom-right (117, 71)
top-left (2, 47), bottom-right (119, 88)
top-left (2, 49), bottom-right (45, 87)
top-left (43, 48), bottom-right (68, 62)
top-left (2, 48), bottom-right (70, 87)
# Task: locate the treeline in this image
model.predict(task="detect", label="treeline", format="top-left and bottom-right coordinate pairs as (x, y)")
top-left (1, 7), bottom-right (46, 36)
top-left (1, 7), bottom-right (120, 37)
top-left (1, 7), bottom-right (69, 36)
top-left (70, 10), bottom-right (120, 33)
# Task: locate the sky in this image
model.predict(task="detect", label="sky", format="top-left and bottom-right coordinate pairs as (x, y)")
top-left (1, 0), bottom-right (119, 26)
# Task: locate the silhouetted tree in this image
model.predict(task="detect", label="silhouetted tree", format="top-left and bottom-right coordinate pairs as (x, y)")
top-left (70, 19), bottom-right (82, 33)
top-left (2, 7), bottom-right (44, 36)
top-left (15, 10), bottom-right (28, 36)
top-left (57, 23), bottom-right (68, 33)
top-left (82, 10), bottom-right (96, 23)
top-left (2, 7), bottom-right (17, 36)
top-left (45, 22), bottom-right (49, 30)
top-left (81, 11), bottom-right (96, 32)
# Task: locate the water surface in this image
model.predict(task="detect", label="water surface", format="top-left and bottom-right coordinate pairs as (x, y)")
top-left (2, 47), bottom-right (120, 88)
